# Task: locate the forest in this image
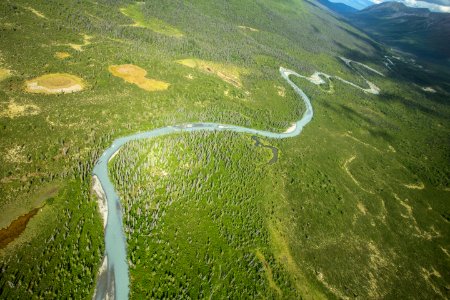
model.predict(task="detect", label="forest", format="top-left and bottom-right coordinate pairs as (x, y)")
top-left (0, 0), bottom-right (448, 298)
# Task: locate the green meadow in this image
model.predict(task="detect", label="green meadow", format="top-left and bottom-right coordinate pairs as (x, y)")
top-left (0, 0), bottom-right (448, 298)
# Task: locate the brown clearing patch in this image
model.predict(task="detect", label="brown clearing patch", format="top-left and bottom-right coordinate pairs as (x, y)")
top-left (238, 25), bottom-right (259, 32)
top-left (0, 68), bottom-right (11, 81)
top-left (0, 100), bottom-right (40, 118)
top-left (0, 207), bottom-right (41, 249)
top-left (55, 52), bottom-right (71, 59)
top-left (108, 64), bottom-right (170, 91)
top-left (25, 73), bottom-right (85, 94)
top-left (176, 58), bottom-right (246, 88)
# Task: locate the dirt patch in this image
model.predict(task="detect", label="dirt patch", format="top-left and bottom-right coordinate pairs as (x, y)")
top-left (0, 100), bottom-right (40, 118)
top-left (177, 58), bottom-right (246, 88)
top-left (0, 68), bottom-right (11, 81)
top-left (55, 52), bottom-right (71, 59)
top-left (0, 207), bottom-right (40, 249)
top-left (25, 73), bottom-right (85, 94)
top-left (108, 64), bottom-right (170, 91)
top-left (238, 25), bottom-right (259, 32)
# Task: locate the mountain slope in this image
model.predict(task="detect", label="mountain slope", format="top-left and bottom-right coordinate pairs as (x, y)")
top-left (318, 0), bottom-right (358, 16)
top-left (350, 1), bottom-right (450, 60)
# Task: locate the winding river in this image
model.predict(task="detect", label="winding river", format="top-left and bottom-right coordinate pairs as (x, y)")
top-left (92, 59), bottom-right (383, 300)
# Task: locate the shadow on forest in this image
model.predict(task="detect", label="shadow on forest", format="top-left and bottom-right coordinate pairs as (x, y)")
top-left (321, 101), bottom-right (395, 142)
top-left (377, 92), bottom-right (446, 119)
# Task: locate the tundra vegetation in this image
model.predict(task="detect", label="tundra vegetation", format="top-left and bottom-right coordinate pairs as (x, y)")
top-left (0, 0), bottom-right (448, 299)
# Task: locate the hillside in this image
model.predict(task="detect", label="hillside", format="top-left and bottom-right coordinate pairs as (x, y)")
top-left (318, 0), bottom-right (358, 15)
top-left (350, 1), bottom-right (450, 60)
top-left (0, 0), bottom-right (449, 299)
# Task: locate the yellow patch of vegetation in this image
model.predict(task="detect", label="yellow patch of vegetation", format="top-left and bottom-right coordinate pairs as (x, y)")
top-left (5, 145), bottom-right (28, 164)
top-left (0, 68), bottom-right (11, 81)
top-left (343, 132), bottom-right (382, 153)
top-left (54, 52), bottom-right (71, 59)
top-left (268, 220), bottom-right (326, 299)
top-left (357, 202), bottom-right (368, 215)
top-left (120, 3), bottom-right (183, 38)
top-left (276, 85), bottom-right (286, 97)
top-left (25, 7), bottom-right (46, 19)
top-left (108, 64), bottom-right (170, 91)
top-left (403, 182), bottom-right (425, 190)
top-left (342, 155), bottom-right (375, 194)
top-left (68, 34), bottom-right (92, 51)
top-left (255, 250), bottom-right (282, 297)
top-left (0, 100), bottom-right (40, 118)
top-left (238, 25), bottom-right (259, 32)
top-left (25, 73), bottom-right (85, 94)
top-left (176, 58), bottom-right (246, 88)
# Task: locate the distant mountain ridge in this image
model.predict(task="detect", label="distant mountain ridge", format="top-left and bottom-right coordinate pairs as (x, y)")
top-left (328, 0), bottom-right (373, 10)
top-left (351, 1), bottom-right (450, 60)
top-left (317, 0), bottom-right (358, 15)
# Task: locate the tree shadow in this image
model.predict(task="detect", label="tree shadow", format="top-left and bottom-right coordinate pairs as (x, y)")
top-left (321, 101), bottom-right (395, 142)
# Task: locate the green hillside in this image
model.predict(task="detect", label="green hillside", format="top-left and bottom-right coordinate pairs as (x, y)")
top-left (0, 0), bottom-right (449, 299)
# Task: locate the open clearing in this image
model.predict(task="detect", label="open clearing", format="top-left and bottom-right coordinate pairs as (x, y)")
top-left (108, 64), bottom-right (170, 91)
top-left (68, 34), bottom-right (92, 51)
top-left (0, 68), bottom-right (11, 81)
top-left (238, 25), bottom-right (259, 32)
top-left (54, 52), bottom-right (71, 59)
top-left (177, 58), bottom-right (246, 88)
top-left (120, 3), bottom-right (183, 38)
top-left (25, 7), bottom-right (46, 19)
top-left (24, 73), bottom-right (85, 94)
top-left (0, 100), bottom-right (40, 118)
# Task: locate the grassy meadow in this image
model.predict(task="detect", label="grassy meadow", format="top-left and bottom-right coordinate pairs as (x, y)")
top-left (0, 0), bottom-right (448, 298)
